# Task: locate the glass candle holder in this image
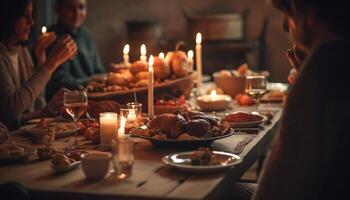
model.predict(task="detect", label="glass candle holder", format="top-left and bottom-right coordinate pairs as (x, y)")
top-left (99, 112), bottom-right (118, 146)
top-left (120, 108), bottom-right (139, 135)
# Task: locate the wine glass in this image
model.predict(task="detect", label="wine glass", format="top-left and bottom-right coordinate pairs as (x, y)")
top-left (63, 91), bottom-right (88, 150)
top-left (245, 75), bottom-right (267, 110)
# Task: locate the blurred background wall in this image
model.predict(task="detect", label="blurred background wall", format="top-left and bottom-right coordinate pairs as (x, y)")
top-left (34, 0), bottom-right (292, 82)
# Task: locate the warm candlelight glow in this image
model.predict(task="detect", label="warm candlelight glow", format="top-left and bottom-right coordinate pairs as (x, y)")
top-left (123, 44), bottom-right (130, 65)
top-left (123, 44), bottom-right (130, 54)
top-left (149, 55), bottom-right (154, 67)
top-left (196, 33), bottom-right (202, 44)
top-left (99, 112), bottom-right (118, 146)
top-left (210, 90), bottom-right (217, 100)
top-left (118, 116), bottom-right (126, 139)
top-left (187, 50), bottom-right (194, 59)
top-left (141, 44), bottom-right (146, 55)
top-left (42, 26), bottom-right (47, 34)
top-left (127, 109), bottom-right (137, 121)
top-left (159, 52), bottom-right (165, 59)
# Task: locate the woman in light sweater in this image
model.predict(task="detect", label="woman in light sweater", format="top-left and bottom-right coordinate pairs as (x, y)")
top-left (0, 0), bottom-right (77, 130)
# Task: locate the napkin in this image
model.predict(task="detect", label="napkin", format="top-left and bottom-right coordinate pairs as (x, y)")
top-left (212, 134), bottom-right (256, 155)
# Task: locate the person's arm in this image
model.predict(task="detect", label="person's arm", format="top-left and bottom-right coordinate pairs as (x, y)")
top-left (253, 55), bottom-right (323, 199)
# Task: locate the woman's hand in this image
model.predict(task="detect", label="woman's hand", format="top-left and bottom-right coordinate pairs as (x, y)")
top-left (41, 88), bottom-right (71, 117)
top-left (45, 35), bottom-right (77, 72)
top-left (285, 45), bottom-right (307, 85)
top-left (34, 32), bottom-right (57, 65)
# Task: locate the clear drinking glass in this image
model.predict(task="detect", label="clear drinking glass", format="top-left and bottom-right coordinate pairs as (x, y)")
top-left (63, 91), bottom-right (88, 150)
top-left (245, 75), bottom-right (267, 110)
top-left (126, 102), bottom-right (142, 124)
top-left (120, 108), bottom-right (139, 132)
top-left (111, 138), bottom-right (135, 179)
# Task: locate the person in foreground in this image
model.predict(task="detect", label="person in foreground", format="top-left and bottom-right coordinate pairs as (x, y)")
top-left (0, 0), bottom-right (77, 130)
top-left (252, 0), bottom-right (349, 199)
top-left (45, 0), bottom-right (105, 101)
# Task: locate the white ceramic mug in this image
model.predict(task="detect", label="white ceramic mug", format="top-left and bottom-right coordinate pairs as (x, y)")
top-left (81, 152), bottom-right (111, 180)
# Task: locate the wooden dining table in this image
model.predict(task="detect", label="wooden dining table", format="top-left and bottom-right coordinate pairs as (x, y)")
top-left (0, 87), bottom-right (284, 200)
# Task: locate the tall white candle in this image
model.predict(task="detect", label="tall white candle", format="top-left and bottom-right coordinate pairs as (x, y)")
top-left (118, 116), bottom-right (126, 139)
top-left (196, 33), bottom-right (202, 96)
top-left (140, 44), bottom-right (147, 62)
top-left (99, 112), bottom-right (118, 146)
top-left (123, 44), bottom-right (130, 65)
top-left (148, 55), bottom-right (154, 117)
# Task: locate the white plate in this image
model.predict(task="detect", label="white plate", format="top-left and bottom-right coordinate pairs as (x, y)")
top-left (162, 151), bottom-right (242, 173)
top-left (51, 161), bottom-right (81, 173)
top-left (20, 123), bottom-right (75, 138)
top-left (0, 144), bottom-right (36, 162)
top-left (223, 112), bottom-right (267, 128)
top-left (26, 117), bottom-right (56, 124)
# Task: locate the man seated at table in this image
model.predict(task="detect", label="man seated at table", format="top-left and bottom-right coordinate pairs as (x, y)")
top-left (46, 0), bottom-right (105, 101)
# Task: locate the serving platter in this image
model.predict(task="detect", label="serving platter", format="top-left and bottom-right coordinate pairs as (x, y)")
top-left (132, 129), bottom-right (235, 149)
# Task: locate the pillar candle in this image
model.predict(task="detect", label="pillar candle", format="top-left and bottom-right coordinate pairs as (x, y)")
top-left (99, 112), bottom-right (118, 146)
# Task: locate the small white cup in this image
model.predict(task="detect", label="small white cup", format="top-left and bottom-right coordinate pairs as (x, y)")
top-left (81, 152), bottom-right (111, 181)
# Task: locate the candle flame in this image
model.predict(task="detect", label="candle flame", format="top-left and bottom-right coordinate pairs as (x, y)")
top-left (187, 50), bottom-right (194, 59)
top-left (159, 52), bottom-right (164, 59)
top-left (141, 44), bottom-right (146, 56)
top-left (42, 26), bottom-right (47, 34)
top-left (210, 90), bottom-right (217, 100)
top-left (123, 44), bottom-right (129, 54)
top-left (196, 33), bottom-right (202, 44)
top-left (149, 55), bottom-right (154, 70)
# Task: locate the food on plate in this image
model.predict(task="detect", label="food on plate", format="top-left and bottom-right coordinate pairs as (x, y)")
top-left (216, 63), bottom-right (269, 78)
top-left (223, 112), bottom-right (263, 123)
top-left (154, 57), bottom-right (171, 80)
top-left (261, 90), bottom-right (285, 102)
top-left (0, 145), bottom-right (25, 156)
top-left (133, 71), bottom-right (149, 82)
top-left (235, 93), bottom-right (255, 106)
top-left (130, 60), bottom-right (149, 74)
top-left (168, 50), bottom-right (192, 78)
top-left (51, 151), bottom-right (84, 167)
top-left (154, 94), bottom-right (189, 115)
top-left (147, 113), bottom-right (186, 139)
top-left (37, 145), bottom-right (55, 160)
top-left (190, 148), bottom-right (220, 165)
top-left (141, 111), bottom-right (231, 140)
top-left (84, 127), bottom-right (100, 144)
top-left (106, 71), bottom-right (133, 87)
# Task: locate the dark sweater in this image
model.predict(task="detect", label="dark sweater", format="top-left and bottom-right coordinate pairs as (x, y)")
top-left (253, 40), bottom-right (349, 200)
top-left (45, 24), bottom-right (105, 101)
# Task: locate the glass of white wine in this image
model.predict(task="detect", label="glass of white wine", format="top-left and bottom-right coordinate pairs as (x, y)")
top-left (63, 91), bottom-right (88, 150)
top-left (245, 75), bottom-right (267, 110)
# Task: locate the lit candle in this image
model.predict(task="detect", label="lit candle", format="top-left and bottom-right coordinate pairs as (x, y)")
top-left (99, 112), bottom-right (118, 146)
top-left (118, 116), bottom-right (126, 139)
top-left (123, 44), bottom-right (130, 65)
top-left (187, 50), bottom-right (194, 71)
top-left (140, 44), bottom-right (147, 62)
top-left (196, 33), bottom-right (202, 95)
top-left (196, 90), bottom-right (232, 111)
top-left (210, 90), bottom-right (217, 101)
top-left (42, 26), bottom-right (47, 34)
top-left (127, 109), bottom-right (137, 122)
top-left (148, 55), bottom-right (154, 117)
top-left (159, 52), bottom-right (165, 59)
